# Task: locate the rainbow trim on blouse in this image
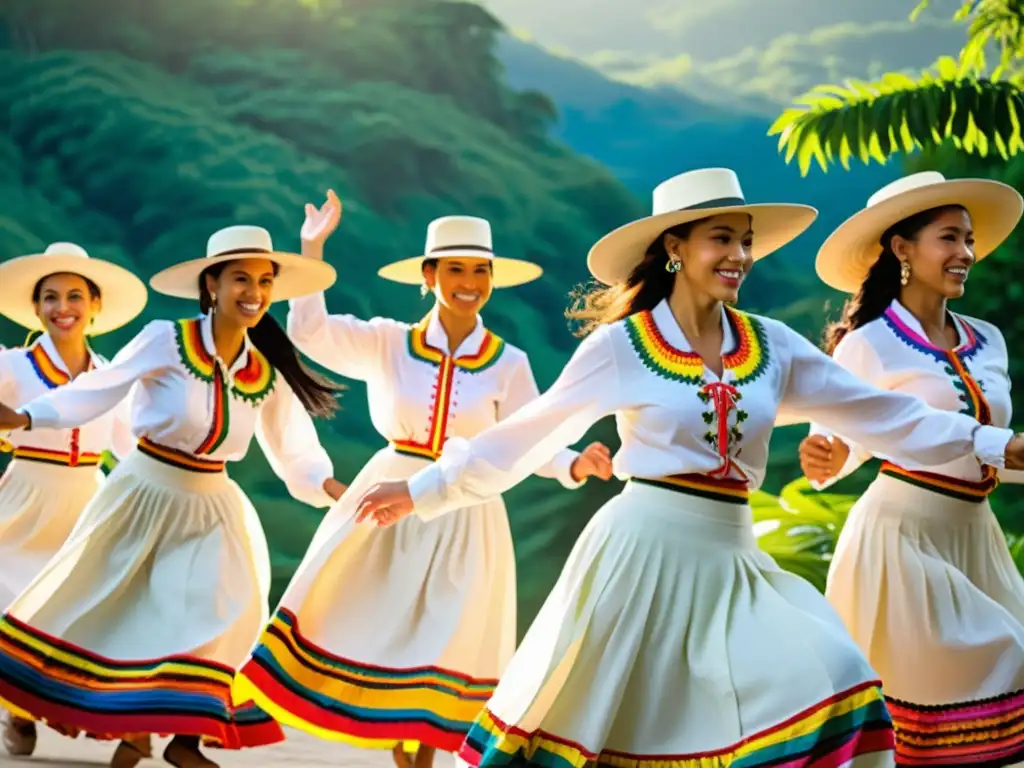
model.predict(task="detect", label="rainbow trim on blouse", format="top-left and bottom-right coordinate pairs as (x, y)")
top-left (407, 318), bottom-right (506, 373)
top-left (234, 608), bottom-right (496, 753)
top-left (887, 690), bottom-right (1024, 766)
top-left (625, 306), bottom-right (770, 386)
top-left (174, 318), bottom-right (276, 404)
top-left (0, 614), bottom-right (282, 749)
top-left (459, 680), bottom-right (894, 768)
top-left (26, 343), bottom-right (71, 389)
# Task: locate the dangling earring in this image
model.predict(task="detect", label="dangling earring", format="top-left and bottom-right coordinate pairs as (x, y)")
top-left (420, 283), bottom-right (429, 298)
top-left (899, 260), bottom-right (911, 286)
top-left (209, 293), bottom-right (218, 315)
top-left (665, 256), bottom-right (682, 274)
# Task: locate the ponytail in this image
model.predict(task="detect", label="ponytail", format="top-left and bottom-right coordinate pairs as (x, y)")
top-left (821, 204), bottom-right (965, 355)
top-left (199, 264), bottom-right (344, 419)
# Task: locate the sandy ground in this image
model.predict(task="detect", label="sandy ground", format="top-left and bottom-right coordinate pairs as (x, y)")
top-left (0, 727), bottom-right (401, 767)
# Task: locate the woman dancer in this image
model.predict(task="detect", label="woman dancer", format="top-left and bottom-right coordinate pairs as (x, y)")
top-left (0, 242), bottom-right (146, 757)
top-left (235, 193), bottom-right (613, 768)
top-left (799, 171), bottom-right (1024, 766)
top-left (0, 225), bottom-right (345, 768)
top-left (355, 167), bottom-right (1024, 768)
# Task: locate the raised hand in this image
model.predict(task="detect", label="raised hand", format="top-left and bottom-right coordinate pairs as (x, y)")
top-left (798, 434), bottom-right (850, 484)
top-left (301, 188), bottom-right (343, 249)
top-left (355, 480), bottom-right (415, 527)
top-left (570, 441), bottom-right (614, 482)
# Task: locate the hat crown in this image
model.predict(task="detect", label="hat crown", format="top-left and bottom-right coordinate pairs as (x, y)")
top-left (424, 216), bottom-right (493, 255)
top-left (43, 242), bottom-right (89, 259)
top-left (652, 168), bottom-right (746, 216)
top-left (867, 171), bottom-right (948, 207)
top-left (206, 225), bottom-right (274, 258)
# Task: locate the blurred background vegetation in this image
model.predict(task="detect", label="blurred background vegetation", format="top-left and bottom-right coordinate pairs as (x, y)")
top-left (0, 0), bottom-right (1020, 634)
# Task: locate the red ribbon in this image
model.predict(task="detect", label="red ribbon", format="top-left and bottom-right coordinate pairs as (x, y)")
top-left (701, 381), bottom-right (740, 478)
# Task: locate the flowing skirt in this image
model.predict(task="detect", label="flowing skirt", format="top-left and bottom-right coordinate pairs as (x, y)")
top-left (827, 469), bottom-right (1024, 766)
top-left (457, 478), bottom-right (896, 768)
top-left (0, 459), bottom-right (100, 609)
top-left (235, 446), bottom-right (516, 753)
top-left (0, 446), bottom-right (283, 748)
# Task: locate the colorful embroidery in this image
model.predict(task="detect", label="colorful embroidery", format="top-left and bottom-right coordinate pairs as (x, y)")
top-left (174, 318), bottom-right (276, 404)
top-left (97, 449), bottom-right (118, 477)
top-left (887, 690), bottom-right (1024, 766)
top-left (632, 473), bottom-right (749, 504)
top-left (459, 680), bottom-right (893, 768)
top-left (25, 343), bottom-right (70, 389)
top-left (195, 365), bottom-right (231, 455)
top-left (0, 614), bottom-right (283, 749)
top-left (234, 608), bottom-right (496, 752)
top-left (406, 318), bottom-right (506, 373)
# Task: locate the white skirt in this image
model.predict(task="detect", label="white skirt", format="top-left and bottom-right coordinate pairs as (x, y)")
top-left (235, 445), bottom-right (517, 753)
top-left (0, 459), bottom-right (100, 609)
top-left (0, 446), bottom-right (283, 749)
top-left (827, 470), bottom-right (1024, 766)
top-left (456, 478), bottom-right (896, 768)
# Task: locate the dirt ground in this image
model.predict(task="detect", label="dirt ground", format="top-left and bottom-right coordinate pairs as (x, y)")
top-left (0, 727), bottom-right (404, 767)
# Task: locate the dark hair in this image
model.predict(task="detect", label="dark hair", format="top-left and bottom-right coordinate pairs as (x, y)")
top-left (199, 261), bottom-right (344, 419)
top-left (822, 204), bottom-right (966, 355)
top-left (32, 273), bottom-right (102, 303)
top-left (566, 220), bottom-right (696, 337)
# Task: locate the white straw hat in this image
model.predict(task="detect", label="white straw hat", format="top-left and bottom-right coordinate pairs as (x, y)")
top-left (0, 242), bottom-right (147, 334)
top-left (377, 216), bottom-right (542, 288)
top-left (587, 168), bottom-right (818, 286)
top-left (149, 225), bottom-right (337, 301)
top-left (816, 171), bottom-right (1023, 293)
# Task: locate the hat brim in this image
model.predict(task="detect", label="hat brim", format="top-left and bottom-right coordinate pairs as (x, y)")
top-left (377, 252), bottom-right (543, 288)
top-left (587, 203), bottom-right (819, 286)
top-left (0, 254), bottom-right (148, 335)
top-left (817, 179), bottom-right (1024, 293)
top-left (149, 251), bottom-right (338, 301)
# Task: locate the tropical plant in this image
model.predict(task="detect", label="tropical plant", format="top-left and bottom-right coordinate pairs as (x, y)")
top-left (769, 0), bottom-right (1024, 175)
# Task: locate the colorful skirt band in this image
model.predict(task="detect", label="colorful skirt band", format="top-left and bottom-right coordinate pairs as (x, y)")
top-left (12, 446), bottom-right (101, 467)
top-left (136, 438), bottom-right (226, 473)
top-left (0, 614), bottom-right (280, 748)
top-left (887, 691), bottom-right (1024, 766)
top-left (630, 473), bottom-right (749, 504)
top-left (460, 681), bottom-right (894, 768)
top-left (879, 462), bottom-right (998, 503)
top-left (234, 608), bottom-right (497, 752)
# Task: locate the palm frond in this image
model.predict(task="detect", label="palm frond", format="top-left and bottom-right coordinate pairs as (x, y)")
top-left (769, 57), bottom-right (1024, 175)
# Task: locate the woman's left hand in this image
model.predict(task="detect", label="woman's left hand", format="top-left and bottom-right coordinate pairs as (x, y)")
top-left (570, 441), bottom-right (614, 482)
top-left (301, 189), bottom-right (342, 248)
top-left (355, 480), bottom-right (414, 527)
top-left (323, 478), bottom-right (348, 501)
top-left (0, 403), bottom-right (29, 432)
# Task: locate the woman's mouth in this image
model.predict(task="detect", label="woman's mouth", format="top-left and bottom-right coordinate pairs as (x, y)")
top-left (238, 301), bottom-right (263, 317)
top-left (452, 291), bottom-right (481, 304)
top-left (50, 315), bottom-right (79, 331)
top-left (945, 266), bottom-right (969, 282)
top-left (715, 269), bottom-right (743, 287)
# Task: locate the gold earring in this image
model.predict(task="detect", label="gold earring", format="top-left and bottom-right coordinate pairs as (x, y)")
top-left (900, 261), bottom-right (911, 286)
top-left (665, 256), bottom-right (682, 273)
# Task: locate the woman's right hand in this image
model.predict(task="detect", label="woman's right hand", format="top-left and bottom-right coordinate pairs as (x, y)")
top-left (0, 403), bottom-right (30, 432)
top-left (799, 434), bottom-right (849, 485)
top-left (1004, 434), bottom-right (1024, 470)
top-left (301, 189), bottom-right (342, 255)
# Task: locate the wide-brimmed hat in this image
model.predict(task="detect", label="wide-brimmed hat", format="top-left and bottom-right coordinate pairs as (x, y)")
top-left (587, 168), bottom-right (818, 286)
top-left (149, 225), bottom-right (337, 301)
top-left (377, 216), bottom-right (543, 288)
top-left (817, 171), bottom-right (1023, 293)
top-left (0, 242), bottom-right (148, 335)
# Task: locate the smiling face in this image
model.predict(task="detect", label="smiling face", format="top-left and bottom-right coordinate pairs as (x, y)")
top-left (32, 273), bottom-right (102, 342)
top-left (204, 258), bottom-right (277, 328)
top-left (663, 212), bottom-right (753, 304)
top-left (423, 257), bottom-right (494, 319)
top-left (891, 206), bottom-right (975, 299)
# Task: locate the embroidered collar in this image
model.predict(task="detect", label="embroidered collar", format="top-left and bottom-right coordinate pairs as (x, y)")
top-left (174, 314), bottom-right (275, 404)
top-left (26, 333), bottom-right (99, 389)
top-left (407, 308), bottom-right (505, 373)
top-left (626, 299), bottom-right (770, 386)
top-left (882, 300), bottom-right (985, 363)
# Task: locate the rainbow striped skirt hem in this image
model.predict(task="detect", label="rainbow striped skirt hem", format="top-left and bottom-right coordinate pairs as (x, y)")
top-left (0, 614), bottom-right (282, 748)
top-left (234, 608), bottom-right (496, 752)
top-left (458, 681), bottom-right (895, 768)
top-left (888, 689), bottom-right (1024, 766)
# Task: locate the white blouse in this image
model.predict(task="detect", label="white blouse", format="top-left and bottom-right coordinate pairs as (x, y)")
top-left (0, 334), bottom-right (130, 470)
top-left (287, 293), bottom-right (581, 487)
top-left (403, 299), bottom-right (1013, 520)
top-left (16, 313), bottom-right (335, 508)
top-left (810, 299), bottom-right (1023, 487)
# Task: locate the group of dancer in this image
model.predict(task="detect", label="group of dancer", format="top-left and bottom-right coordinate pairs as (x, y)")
top-left (0, 166), bottom-right (1020, 768)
